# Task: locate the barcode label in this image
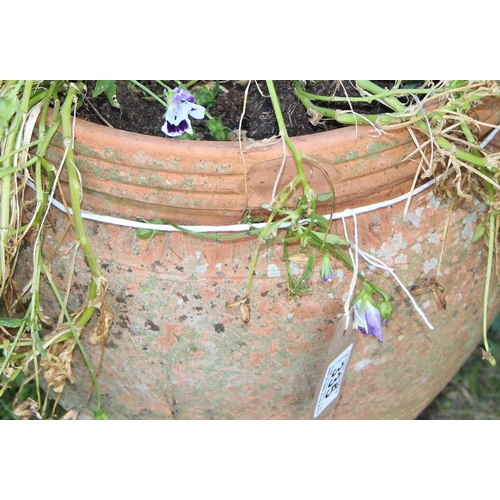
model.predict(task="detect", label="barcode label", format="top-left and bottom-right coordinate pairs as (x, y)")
top-left (314, 343), bottom-right (353, 418)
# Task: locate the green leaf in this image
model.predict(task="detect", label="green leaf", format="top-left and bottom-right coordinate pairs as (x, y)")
top-left (317, 192), bottom-right (334, 202)
top-left (205, 119), bottom-right (230, 141)
top-left (93, 406), bottom-right (109, 420)
top-left (135, 218), bottom-right (167, 249)
top-left (135, 218), bottom-right (165, 239)
top-left (194, 85), bottom-right (218, 107)
top-left (93, 80), bottom-right (120, 109)
top-left (0, 317), bottom-right (24, 328)
top-left (0, 90), bottom-right (18, 129)
top-left (283, 239), bottom-right (315, 299)
top-left (135, 228), bottom-right (153, 239)
top-left (472, 221), bottom-right (486, 243)
top-left (311, 230), bottom-right (350, 246)
top-left (295, 247), bottom-right (315, 289)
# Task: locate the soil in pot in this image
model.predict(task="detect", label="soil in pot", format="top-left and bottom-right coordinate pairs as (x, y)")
top-left (77, 80), bottom-right (398, 139)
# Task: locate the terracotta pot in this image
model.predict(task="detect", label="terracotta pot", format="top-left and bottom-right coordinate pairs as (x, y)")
top-left (31, 98), bottom-right (500, 419)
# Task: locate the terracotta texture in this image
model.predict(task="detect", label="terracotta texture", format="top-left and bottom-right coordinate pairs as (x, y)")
top-left (29, 98), bottom-right (500, 419)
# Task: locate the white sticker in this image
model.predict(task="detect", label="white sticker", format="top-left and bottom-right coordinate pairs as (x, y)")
top-left (314, 343), bottom-right (353, 418)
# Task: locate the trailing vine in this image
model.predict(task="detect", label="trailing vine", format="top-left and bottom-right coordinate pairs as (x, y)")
top-left (1, 80), bottom-right (500, 419)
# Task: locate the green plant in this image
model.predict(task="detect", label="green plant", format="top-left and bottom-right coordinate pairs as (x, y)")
top-left (293, 80), bottom-right (500, 363)
top-left (150, 80), bottom-right (500, 356)
top-left (1, 80), bottom-right (500, 419)
top-left (0, 80), bottom-right (110, 419)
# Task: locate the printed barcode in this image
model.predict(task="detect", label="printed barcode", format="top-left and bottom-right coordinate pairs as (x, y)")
top-left (314, 343), bottom-right (353, 418)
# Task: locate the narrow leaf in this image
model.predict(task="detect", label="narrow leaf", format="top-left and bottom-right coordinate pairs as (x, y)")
top-left (0, 317), bottom-right (24, 328)
top-left (471, 221), bottom-right (486, 243)
top-left (317, 192), bottom-right (334, 202)
top-left (311, 230), bottom-right (350, 246)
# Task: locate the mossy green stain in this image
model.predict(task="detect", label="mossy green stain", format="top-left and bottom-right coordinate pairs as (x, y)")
top-left (334, 150), bottom-right (360, 164)
top-left (366, 139), bottom-right (398, 156)
top-left (178, 177), bottom-right (196, 190)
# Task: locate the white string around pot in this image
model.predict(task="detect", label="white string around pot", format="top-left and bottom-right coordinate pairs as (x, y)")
top-left (26, 127), bottom-right (499, 234)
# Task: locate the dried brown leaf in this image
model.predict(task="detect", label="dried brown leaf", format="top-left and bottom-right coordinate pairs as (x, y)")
top-left (225, 295), bottom-right (250, 323)
top-left (411, 278), bottom-right (446, 310)
top-left (432, 286), bottom-right (447, 310)
top-left (13, 398), bottom-right (41, 420)
top-left (225, 295), bottom-right (243, 308)
top-left (240, 301), bottom-right (250, 324)
top-left (90, 293), bottom-right (114, 345)
top-left (41, 338), bottom-right (77, 393)
top-left (228, 130), bottom-right (248, 141)
top-left (308, 109), bottom-right (323, 126)
top-left (61, 405), bottom-right (81, 420)
top-left (288, 250), bottom-right (310, 266)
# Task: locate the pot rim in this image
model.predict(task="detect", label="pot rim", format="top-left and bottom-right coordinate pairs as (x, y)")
top-left (44, 98), bottom-right (500, 225)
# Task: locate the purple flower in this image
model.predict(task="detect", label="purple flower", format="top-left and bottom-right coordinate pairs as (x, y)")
top-left (353, 300), bottom-right (383, 343)
top-left (320, 253), bottom-right (334, 282)
top-left (162, 87), bottom-right (205, 137)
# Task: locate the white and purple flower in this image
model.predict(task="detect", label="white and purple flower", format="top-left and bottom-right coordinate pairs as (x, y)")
top-left (162, 87), bottom-right (205, 137)
top-left (353, 299), bottom-right (383, 343)
top-left (320, 253), bottom-right (334, 282)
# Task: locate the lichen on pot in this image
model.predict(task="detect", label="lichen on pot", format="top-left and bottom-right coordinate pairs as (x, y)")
top-left (2, 80), bottom-right (500, 420)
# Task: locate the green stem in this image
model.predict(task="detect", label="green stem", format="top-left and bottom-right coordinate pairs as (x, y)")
top-left (41, 263), bottom-right (104, 413)
top-left (23, 87), bottom-right (62, 233)
top-left (356, 80), bottom-right (407, 113)
top-left (295, 82), bottom-right (432, 104)
top-left (435, 135), bottom-right (490, 169)
top-left (61, 84), bottom-right (101, 281)
top-left (243, 176), bottom-right (303, 297)
top-left (59, 84), bottom-right (104, 336)
top-left (130, 80), bottom-right (168, 108)
top-left (482, 213), bottom-right (497, 365)
top-left (266, 80), bottom-right (313, 198)
top-left (245, 213), bottom-right (293, 297)
top-left (309, 81), bottom-right (495, 173)
top-left (157, 219), bottom-right (261, 240)
top-left (311, 216), bottom-right (382, 291)
top-left (185, 81), bottom-right (198, 89)
top-left (20, 80), bottom-right (33, 112)
top-left (354, 81), bottom-right (496, 170)
top-left (0, 316), bottom-right (29, 379)
top-left (0, 82), bottom-right (32, 289)
top-left (294, 83), bottom-right (399, 126)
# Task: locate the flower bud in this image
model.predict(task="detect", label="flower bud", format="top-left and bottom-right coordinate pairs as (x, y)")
top-left (353, 298), bottom-right (383, 342)
top-left (378, 298), bottom-right (394, 321)
top-left (320, 253), bottom-right (334, 282)
top-left (206, 119), bottom-right (230, 141)
top-left (194, 85), bottom-right (217, 107)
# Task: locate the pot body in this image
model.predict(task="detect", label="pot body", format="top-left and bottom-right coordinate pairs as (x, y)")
top-left (31, 99), bottom-right (500, 419)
